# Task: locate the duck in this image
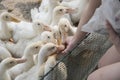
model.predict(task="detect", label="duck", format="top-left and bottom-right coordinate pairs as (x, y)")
top-left (50, 5), bottom-right (74, 27)
top-left (15, 43), bottom-right (63, 80)
top-left (38, 0), bottom-right (49, 12)
top-left (0, 46), bottom-right (12, 62)
top-left (33, 31), bottom-right (57, 64)
top-left (52, 25), bottom-right (62, 45)
top-left (58, 18), bottom-right (77, 42)
top-left (60, 0), bottom-right (89, 24)
top-left (6, 31), bottom-right (55, 58)
top-left (31, 0), bottom-right (61, 25)
top-left (44, 54), bottom-right (67, 80)
top-left (9, 41), bottom-right (44, 80)
top-left (0, 12), bottom-right (20, 41)
top-left (44, 54), bottom-right (57, 80)
top-left (11, 20), bottom-right (51, 42)
top-left (40, 31), bottom-right (57, 44)
top-left (0, 57), bottom-right (26, 80)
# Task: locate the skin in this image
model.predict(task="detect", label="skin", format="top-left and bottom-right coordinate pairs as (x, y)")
top-left (87, 21), bottom-right (120, 80)
top-left (62, 0), bottom-right (101, 53)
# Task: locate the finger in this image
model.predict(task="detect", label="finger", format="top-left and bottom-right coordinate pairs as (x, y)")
top-left (61, 47), bottom-right (69, 54)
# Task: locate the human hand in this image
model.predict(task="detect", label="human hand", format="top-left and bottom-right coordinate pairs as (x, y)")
top-left (106, 20), bottom-right (120, 53)
top-left (61, 36), bottom-right (76, 54)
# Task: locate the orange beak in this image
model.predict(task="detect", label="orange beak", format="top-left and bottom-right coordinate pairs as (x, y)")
top-left (43, 24), bottom-right (52, 32)
top-left (15, 58), bottom-right (27, 64)
top-left (65, 8), bottom-right (75, 13)
top-left (11, 16), bottom-right (21, 23)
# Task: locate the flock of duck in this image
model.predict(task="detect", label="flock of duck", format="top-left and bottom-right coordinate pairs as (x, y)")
top-left (0, 0), bottom-right (88, 80)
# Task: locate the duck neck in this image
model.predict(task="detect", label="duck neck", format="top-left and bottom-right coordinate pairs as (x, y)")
top-left (68, 26), bottom-right (74, 36)
top-left (35, 29), bottom-right (43, 35)
top-left (22, 49), bottom-right (34, 63)
top-left (37, 53), bottom-right (47, 67)
top-left (51, 14), bottom-right (62, 26)
top-left (0, 64), bottom-right (7, 74)
top-left (46, 0), bottom-right (59, 24)
top-left (0, 19), bottom-right (11, 36)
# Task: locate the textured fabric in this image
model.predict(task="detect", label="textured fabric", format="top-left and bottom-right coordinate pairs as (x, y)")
top-left (82, 0), bottom-right (120, 35)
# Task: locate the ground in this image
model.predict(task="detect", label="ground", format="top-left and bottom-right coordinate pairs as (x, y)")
top-left (0, 0), bottom-right (42, 21)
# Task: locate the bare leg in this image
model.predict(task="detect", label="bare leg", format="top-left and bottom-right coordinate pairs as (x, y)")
top-left (87, 62), bottom-right (120, 80)
top-left (98, 45), bottom-right (120, 68)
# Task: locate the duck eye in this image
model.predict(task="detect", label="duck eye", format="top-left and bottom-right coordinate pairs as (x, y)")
top-left (59, 9), bottom-right (63, 12)
top-left (64, 24), bottom-right (67, 27)
top-left (35, 46), bottom-right (39, 49)
top-left (48, 36), bottom-right (50, 39)
top-left (37, 23), bottom-right (40, 26)
top-left (5, 16), bottom-right (9, 19)
top-left (51, 46), bottom-right (55, 50)
top-left (10, 61), bottom-right (14, 64)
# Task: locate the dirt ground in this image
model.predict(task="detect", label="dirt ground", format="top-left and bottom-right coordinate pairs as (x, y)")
top-left (0, 0), bottom-right (42, 21)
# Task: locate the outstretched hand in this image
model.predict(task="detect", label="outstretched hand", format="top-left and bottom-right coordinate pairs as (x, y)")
top-left (61, 36), bottom-right (75, 54)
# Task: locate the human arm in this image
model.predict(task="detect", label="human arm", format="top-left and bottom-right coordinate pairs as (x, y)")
top-left (62, 0), bottom-right (101, 53)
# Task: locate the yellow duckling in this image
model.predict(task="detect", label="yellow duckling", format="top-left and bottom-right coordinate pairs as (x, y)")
top-left (0, 12), bottom-right (20, 41)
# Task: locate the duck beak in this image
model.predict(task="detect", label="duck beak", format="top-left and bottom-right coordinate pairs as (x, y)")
top-left (15, 58), bottom-right (27, 64)
top-left (42, 23), bottom-right (51, 31)
top-left (44, 25), bottom-right (52, 32)
top-left (65, 8), bottom-right (75, 13)
top-left (11, 16), bottom-right (20, 23)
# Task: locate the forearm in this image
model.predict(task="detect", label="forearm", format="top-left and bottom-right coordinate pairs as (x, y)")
top-left (73, 0), bottom-right (101, 42)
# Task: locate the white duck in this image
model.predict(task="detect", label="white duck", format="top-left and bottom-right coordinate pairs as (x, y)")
top-left (6, 31), bottom-right (55, 58)
top-left (0, 57), bottom-right (26, 80)
top-left (44, 54), bottom-right (67, 80)
top-left (60, 0), bottom-right (89, 24)
top-left (15, 43), bottom-right (63, 80)
top-left (11, 20), bottom-right (50, 42)
top-left (0, 46), bottom-right (12, 62)
top-left (40, 31), bottom-right (57, 44)
top-left (0, 12), bottom-right (20, 41)
top-left (52, 25), bottom-right (62, 45)
top-left (31, 0), bottom-right (61, 25)
top-left (58, 18), bottom-right (77, 41)
top-left (50, 5), bottom-right (74, 26)
top-left (33, 31), bottom-right (57, 64)
top-left (9, 41), bottom-right (44, 80)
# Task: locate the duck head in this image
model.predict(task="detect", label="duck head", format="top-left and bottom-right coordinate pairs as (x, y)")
top-left (53, 6), bottom-right (74, 16)
top-left (58, 18), bottom-right (71, 35)
top-left (24, 41), bottom-right (44, 56)
top-left (40, 31), bottom-right (57, 44)
top-left (0, 57), bottom-right (26, 69)
top-left (32, 20), bottom-right (51, 33)
top-left (39, 43), bottom-right (64, 58)
top-left (0, 12), bottom-right (20, 22)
